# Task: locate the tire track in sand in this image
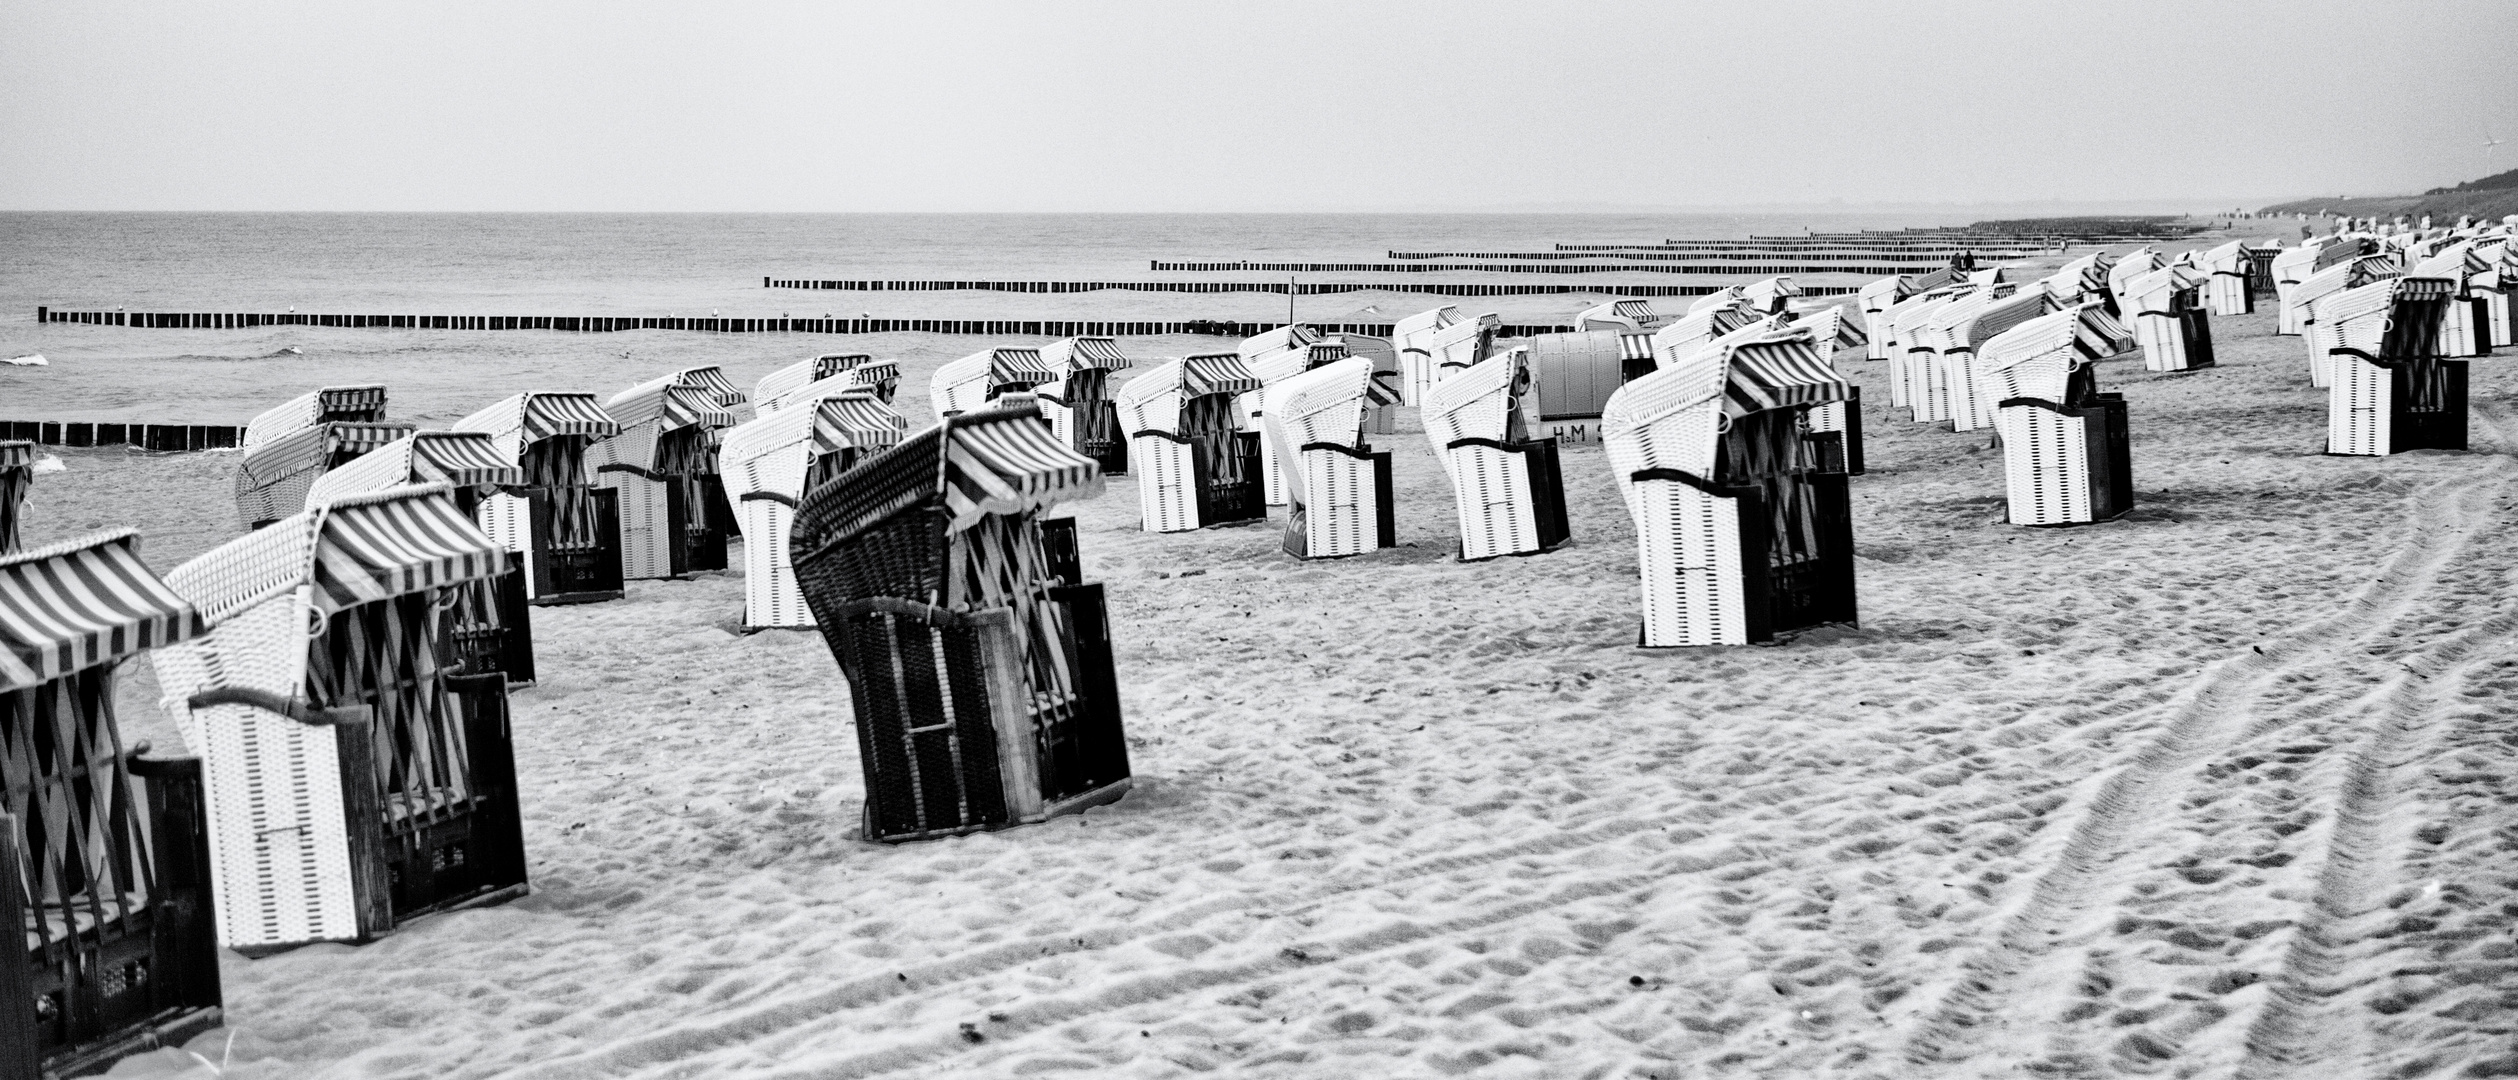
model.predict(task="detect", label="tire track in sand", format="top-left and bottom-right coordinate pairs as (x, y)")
top-left (1902, 461), bottom-right (2512, 1065)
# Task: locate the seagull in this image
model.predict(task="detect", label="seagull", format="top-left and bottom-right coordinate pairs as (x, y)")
top-left (2487, 129), bottom-right (2505, 157)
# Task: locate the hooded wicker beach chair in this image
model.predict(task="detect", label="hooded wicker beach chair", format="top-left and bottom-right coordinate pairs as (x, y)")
top-left (2322, 275), bottom-right (2468, 456)
top-left (1342, 334), bottom-right (1406, 436)
top-left (1423, 347), bottom-right (1570, 561)
top-left (1605, 325), bottom-right (1857, 647)
top-left (2124, 264), bottom-right (2216, 373)
top-left (1742, 277), bottom-right (1800, 315)
top-left (1975, 305), bottom-right (2138, 525)
top-left (1112, 354), bottom-right (1266, 532)
top-left (932, 347), bottom-right (1055, 420)
top-left (720, 388), bottom-right (907, 630)
top-left (0, 531), bottom-right (222, 1078)
top-left (2246, 241), bottom-right (2284, 298)
top-left (451, 392), bottom-right (624, 605)
top-left (2104, 248), bottom-right (2160, 318)
top-left (2200, 241), bottom-right (2256, 316)
top-left (1652, 301), bottom-right (1760, 371)
top-left (589, 375), bottom-right (742, 580)
top-left (152, 484), bottom-right (529, 953)
top-left (1392, 308), bottom-right (1497, 406)
top-left (1263, 357), bottom-right (1401, 559)
top-left (787, 398), bottom-right (1127, 843)
top-left (757, 354), bottom-right (903, 414)
top-left (1784, 307), bottom-right (1871, 472)
top-left (2411, 243), bottom-right (2493, 358)
top-left (1926, 286), bottom-right (2054, 432)
top-left (1574, 299), bottom-right (1662, 333)
top-left (2279, 238), bottom-right (2381, 335)
top-left (1882, 286), bottom-right (1973, 421)
top-left (302, 431), bottom-right (534, 684)
top-left (2300, 256), bottom-right (2404, 388)
top-left (1689, 286), bottom-right (1750, 315)
top-left (1243, 337), bottom-right (1357, 507)
top-left (240, 386), bottom-right (389, 451)
top-left (1858, 277), bottom-right (1906, 361)
top-left (234, 387), bottom-right (416, 531)
top-left (0, 440), bottom-right (33, 554)
top-left (2477, 239), bottom-right (2516, 349)
top-left (1034, 337), bottom-right (1133, 475)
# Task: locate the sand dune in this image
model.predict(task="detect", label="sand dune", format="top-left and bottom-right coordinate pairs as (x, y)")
top-left (33, 244), bottom-right (2518, 1078)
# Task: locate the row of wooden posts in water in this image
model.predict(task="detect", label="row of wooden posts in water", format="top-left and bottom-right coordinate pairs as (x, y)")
top-left (756, 278), bottom-right (1864, 298)
top-left (29, 306), bottom-right (1576, 339)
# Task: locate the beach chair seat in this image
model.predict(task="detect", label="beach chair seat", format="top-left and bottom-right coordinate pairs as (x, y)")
top-left (2124, 265), bottom-right (2216, 373)
top-left (1423, 347), bottom-right (1569, 561)
top-left (787, 399), bottom-right (1127, 843)
top-left (153, 485), bottom-right (530, 953)
top-left (720, 388), bottom-right (907, 629)
top-left (1264, 357), bottom-right (1400, 559)
top-left (932, 346), bottom-right (1055, 420)
top-left (304, 430), bottom-right (536, 684)
top-left (2323, 276), bottom-right (2467, 456)
top-left (0, 440), bottom-right (33, 554)
top-left (1976, 305), bottom-right (2137, 525)
top-left (0, 531), bottom-right (223, 1079)
top-left (1036, 337), bottom-right (1134, 475)
top-left (1112, 354), bottom-right (1266, 532)
top-left (1604, 325), bottom-right (1857, 647)
top-left (453, 392), bottom-right (625, 605)
top-left (591, 374), bottom-right (742, 580)
top-left (2201, 240), bottom-right (2255, 315)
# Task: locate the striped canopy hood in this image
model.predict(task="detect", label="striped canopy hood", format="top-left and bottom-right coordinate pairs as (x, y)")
top-left (792, 396), bottom-right (1104, 546)
top-left (167, 483), bottom-right (508, 627)
top-left (0, 529), bottom-right (201, 692)
top-left (452, 392), bottom-right (622, 462)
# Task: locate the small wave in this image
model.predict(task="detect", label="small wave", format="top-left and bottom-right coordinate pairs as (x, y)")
top-left (3, 353), bottom-right (47, 366)
top-left (267, 346), bottom-right (303, 357)
top-left (31, 455), bottom-right (66, 474)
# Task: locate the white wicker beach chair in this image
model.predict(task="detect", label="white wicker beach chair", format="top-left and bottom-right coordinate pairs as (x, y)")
top-left (1882, 287), bottom-right (1971, 420)
top-left (1603, 325), bottom-right (1858, 647)
top-left (1930, 287), bottom-right (2055, 431)
top-left (1423, 347), bottom-right (1569, 560)
top-left (2323, 275), bottom-right (2468, 456)
top-left (757, 353), bottom-right (902, 413)
top-left (932, 346), bottom-right (1054, 420)
top-left (1242, 337), bottom-right (1356, 506)
top-left (1976, 305), bottom-right (2138, 525)
top-left (451, 392), bottom-right (624, 604)
top-left (1858, 276), bottom-right (1907, 361)
top-left (1112, 354), bottom-right (1266, 532)
top-left (2477, 238), bottom-right (2516, 349)
top-left (1032, 336), bottom-right (1134, 474)
top-left (1651, 301), bottom-right (1759, 372)
top-left (0, 439), bottom-right (30, 554)
top-left (2298, 256), bottom-right (2402, 387)
top-left (1742, 277), bottom-right (1800, 314)
top-left (590, 375), bottom-right (742, 580)
top-left (1263, 356), bottom-right (1399, 559)
top-left (1689, 285), bottom-right (1750, 315)
top-left (2200, 240), bottom-right (2255, 316)
top-left (2124, 264), bottom-right (2215, 373)
top-left (719, 388), bottom-right (907, 629)
top-left (153, 484), bottom-right (529, 952)
top-left (241, 386), bottom-right (388, 450)
top-left (2411, 243), bottom-right (2492, 358)
top-left (1574, 299), bottom-right (1662, 332)
top-left (234, 411), bottom-right (418, 530)
top-left (1786, 307), bottom-right (1871, 470)
top-left (2105, 248), bottom-right (2161, 318)
top-left (0, 530), bottom-right (223, 1077)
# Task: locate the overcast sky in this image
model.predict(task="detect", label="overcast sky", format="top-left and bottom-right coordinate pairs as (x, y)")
top-left (4, 0), bottom-right (2513, 212)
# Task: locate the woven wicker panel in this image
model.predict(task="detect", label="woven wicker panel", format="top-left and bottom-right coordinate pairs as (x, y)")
top-left (1133, 438), bottom-right (1199, 533)
top-left (2331, 356), bottom-right (2389, 455)
top-left (1635, 482), bottom-right (1744, 647)
top-left (1450, 444), bottom-right (1539, 560)
top-left (1997, 406), bottom-right (2092, 526)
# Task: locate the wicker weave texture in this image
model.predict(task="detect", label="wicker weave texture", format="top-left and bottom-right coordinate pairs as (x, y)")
top-left (1289, 450), bottom-right (1377, 559)
top-left (1450, 445), bottom-right (1539, 560)
top-left (1133, 438), bottom-right (1199, 533)
top-left (1997, 406), bottom-right (2093, 525)
top-left (1634, 481), bottom-right (1744, 647)
top-left (2330, 356), bottom-right (2389, 456)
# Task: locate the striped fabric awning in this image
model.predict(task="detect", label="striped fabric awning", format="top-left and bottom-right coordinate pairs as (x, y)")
top-left (1722, 336), bottom-right (1848, 419)
top-left (608, 379), bottom-right (740, 432)
top-left (1618, 333), bottom-right (1656, 361)
top-left (410, 431), bottom-right (523, 488)
top-left (244, 384), bottom-right (392, 448)
top-left (1980, 304), bottom-right (2131, 372)
top-left (1181, 353), bottom-right (1265, 398)
top-left (309, 485), bottom-right (507, 615)
top-left (989, 348), bottom-right (1056, 388)
top-left (1054, 337), bottom-right (1132, 372)
top-left (0, 441), bottom-right (33, 470)
top-left (0, 530), bottom-right (201, 691)
top-left (168, 484), bottom-right (505, 628)
top-left (673, 366), bottom-right (748, 407)
top-left (238, 421), bottom-right (419, 493)
top-left (318, 385), bottom-right (389, 419)
top-left (942, 405), bottom-right (1104, 533)
top-left (815, 353), bottom-right (873, 379)
top-left (520, 393), bottom-right (621, 447)
top-left (814, 394), bottom-right (910, 454)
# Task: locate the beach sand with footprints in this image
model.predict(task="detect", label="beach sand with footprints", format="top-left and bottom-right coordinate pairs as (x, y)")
top-left (26, 226), bottom-right (2518, 1079)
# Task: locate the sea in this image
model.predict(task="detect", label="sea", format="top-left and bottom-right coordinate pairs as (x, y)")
top-left (1, 210), bottom-right (2053, 426)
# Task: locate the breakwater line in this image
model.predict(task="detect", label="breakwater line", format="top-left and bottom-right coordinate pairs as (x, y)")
top-left (30, 308), bottom-right (1581, 340)
top-left (758, 280), bottom-right (1864, 298)
top-left (2, 421), bottom-right (241, 451)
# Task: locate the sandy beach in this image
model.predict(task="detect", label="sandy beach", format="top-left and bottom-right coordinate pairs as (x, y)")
top-left (5, 222), bottom-right (2504, 1079)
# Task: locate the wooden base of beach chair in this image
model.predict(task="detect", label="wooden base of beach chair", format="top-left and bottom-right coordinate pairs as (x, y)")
top-left (0, 754), bottom-right (223, 1080)
top-left (2205, 272), bottom-right (2254, 316)
top-left (1283, 445), bottom-right (1395, 559)
top-left (1444, 438), bottom-right (1570, 561)
top-left (2328, 356), bottom-right (2468, 456)
top-left (819, 589), bottom-right (1132, 844)
top-left (1997, 395), bottom-right (2132, 526)
top-left (2137, 307), bottom-right (2215, 373)
top-left (482, 488), bottom-right (623, 604)
top-left (1629, 470), bottom-right (1857, 647)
